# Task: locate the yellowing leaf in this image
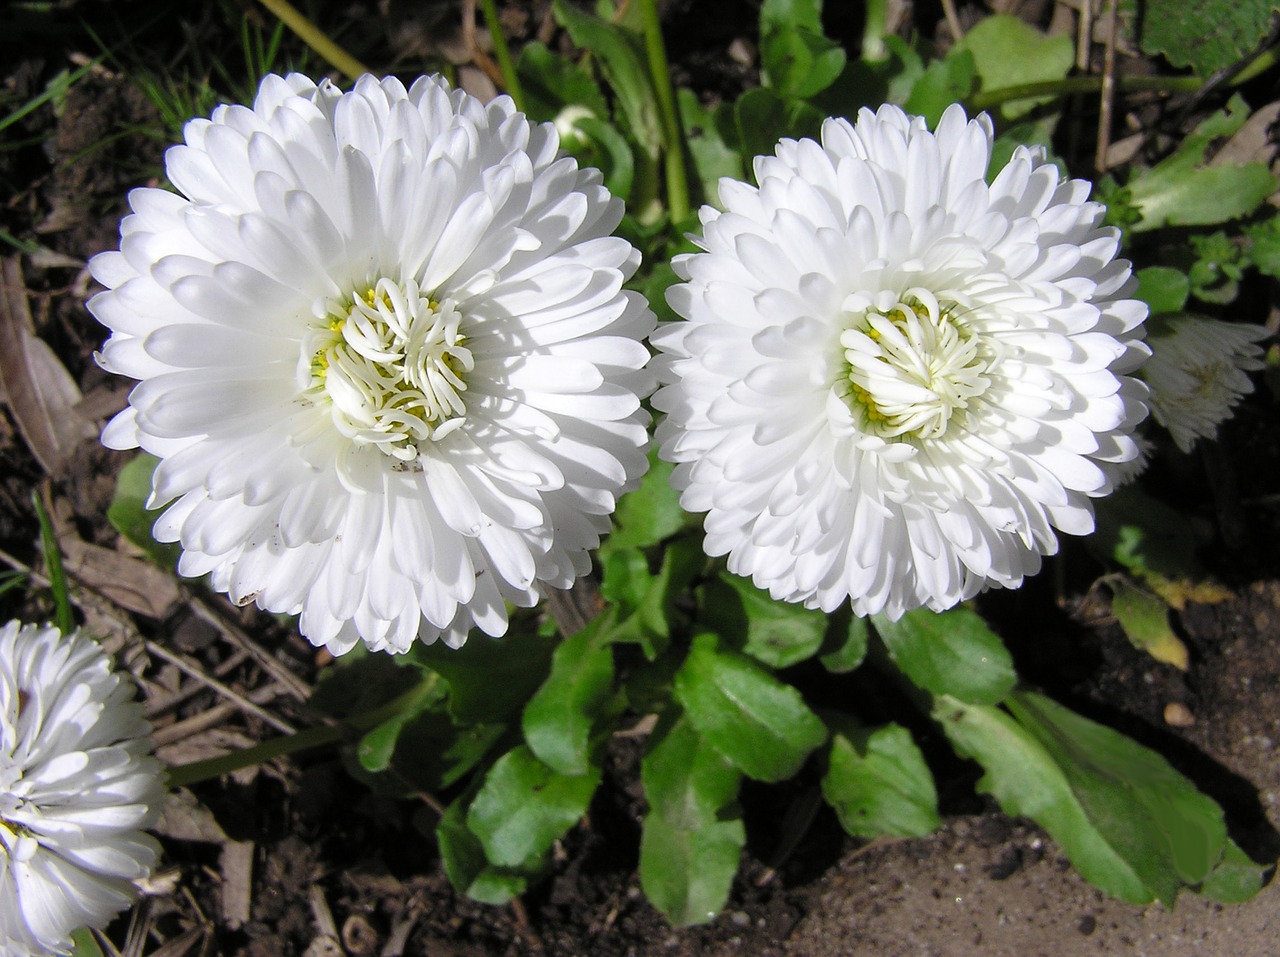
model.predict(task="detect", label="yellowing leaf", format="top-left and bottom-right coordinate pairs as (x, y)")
top-left (1107, 577), bottom-right (1190, 671)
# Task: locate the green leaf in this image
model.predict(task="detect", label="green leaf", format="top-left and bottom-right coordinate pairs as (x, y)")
top-left (315, 658), bottom-right (501, 795)
top-left (604, 452), bottom-right (685, 551)
top-left (106, 452), bottom-right (183, 569)
top-left (821, 717), bottom-right (940, 838)
top-left (1140, 0), bottom-right (1274, 76)
top-left (1128, 96), bottom-right (1277, 232)
top-left (552, 0), bottom-right (662, 157)
top-left (873, 606), bottom-right (1016, 706)
top-left (311, 650), bottom-right (426, 721)
top-left (606, 536), bottom-right (703, 659)
top-left (515, 41), bottom-right (608, 123)
top-left (356, 678), bottom-right (444, 772)
top-left (522, 613), bottom-right (616, 776)
top-left (1008, 691), bottom-right (1230, 898)
top-left (599, 544), bottom-right (653, 609)
top-left (733, 88), bottom-right (824, 162)
top-left (575, 115), bottom-right (635, 201)
top-left (938, 690), bottom-right (1241, 905)
top-left (904, 49), bottom-right (977, 127)
top-left (1243, 217), bottom-right (1280, 279)
top-left (759, 0), bottom-right (824, 33)
top-left (819, 613), bottom-right (868, 673)
top-left (436, 798), bottom-right (533, 905)
top-left (935, 695), bottom-right (1153, 903)
top-left (1105, 577), bottom-right (1190, 671)
top-left (988, 118), bottom-right (1059, 181)
top-left (880, 36), bottom-right (926, 105)
top-left (1135, 266), bottom-right (1192, 315)
top-left (637, 259), bottom-right (683, 326)
top-left (761, 26), bottom-right (846, 101)
top-left (674, 633), bottom-right (827, 781)
top-left (677, 88), bottom-right (743, 206)
top-left (70, 928), bottom-right (105, 957)
top-left (700, 572), bottom-right (828, 669)
top-left (1188, 229), bottom-right (1248, 303)
top-left (410, 626), bottom-right (558, 725)
top-left (466, 745), bottom-right (601, 867)
top-left (1198, 838), bottom-right (1269, 902)
top-left (639, 713), bottom-right (745, 926)
top-left (391, 712), bottom-right (506, 792)
top-left (953, 15), bottom-right (1073, 119)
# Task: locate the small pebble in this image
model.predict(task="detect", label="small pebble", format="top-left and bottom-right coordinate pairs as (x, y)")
top-left (1164, 702), bottom-right (1196, 727)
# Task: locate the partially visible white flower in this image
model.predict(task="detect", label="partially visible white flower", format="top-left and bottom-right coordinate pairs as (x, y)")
top-left (90, 73), bottom-right (655, 654)
top-left (652, 104), bottom-right (1149, 619)
top-left (0, 622), bottom-right (162, 957)
top-left (1141, 314), bottom-right (1269, 452)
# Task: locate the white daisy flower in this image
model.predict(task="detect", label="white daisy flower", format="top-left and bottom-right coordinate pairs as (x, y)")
top-left (91, 74), bottom-right (655, 653)
top-left (0, 622), bottom-right (162, 957)
top-left (652, 104), bottom-right (1149, 619)
top-left (1141, 314), bottom-right (1268, 453)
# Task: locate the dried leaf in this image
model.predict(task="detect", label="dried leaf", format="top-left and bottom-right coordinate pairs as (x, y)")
top-left (1210, 101), bottom-right (1280, 171)
top-left (219, 840), bottom-right (254, 930)
top-left (57, 530), bottom-right (181, 619)
top-left (154, 788), bottom-right (230, 844)
top-left (0, 257), bottom-right (93, 475)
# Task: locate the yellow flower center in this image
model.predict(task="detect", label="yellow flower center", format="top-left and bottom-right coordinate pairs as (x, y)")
top-left (839, 289), bottom-right (991, 441)
top-left (306, 278), bottom-right (473, 460)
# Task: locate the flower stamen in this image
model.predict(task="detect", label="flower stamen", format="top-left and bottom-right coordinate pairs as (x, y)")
top-left (306, 277), bottom-right (474, 459)
top-left (839, 289), bottom-right (992, 441)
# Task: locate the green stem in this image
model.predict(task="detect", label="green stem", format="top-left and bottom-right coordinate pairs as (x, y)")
top-left (1229, 44), bottom-right (1280, 85)
top-left (478, 0), bottom-right (525, 111)
top-left (165, 679), bottom-right (436, 789)
top-left (637, 0), bottom-right (690, 223)
top-left (862, 0), bottom-right (889, 62)
top-left (256, 0), bottom-right (370, 81)
top-left (969, 74), bottom-right (1203, 111)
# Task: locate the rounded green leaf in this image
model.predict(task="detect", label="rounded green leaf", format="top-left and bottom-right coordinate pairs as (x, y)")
top-left (640, 715), bottom-right (745, 926)
top-left (821, 719), bottom-right (939, 839)
top-left (522, 616), bottom-right (616, 776)
top-left (701, 573), bottom-right (827, 669)
top-left (1135, 267), bottom-right (1191, 315)
top-left (466, 746), bottom-right (600, 868)
top-left (436, 799), bottom-right (532, 906)
top-left (873, 606), bottom-right (1016, 705)
top-left (674, 633), bottom-right (827, 781)
top-left (952, 14), bottom-right (1073, 119)
top-left (819, 613), bottom-right (868, 674)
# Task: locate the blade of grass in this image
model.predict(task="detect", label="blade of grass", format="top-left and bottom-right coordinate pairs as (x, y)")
top-left (0, 229), bottom-right (40, 254)
top-left (32, 489), bottom-right (73, 634)
top-left (0, 59), bottom-right (98, 136)
top-left (478, 0), bottom-right (525, 110)
top-left (0, 569), bottom-right (28, 598)
top-left (166, 677), bottom-right (438, 787)
top-left (255, 0), bottom-right (370, 80)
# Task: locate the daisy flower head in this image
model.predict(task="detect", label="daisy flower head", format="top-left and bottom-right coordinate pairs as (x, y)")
top-left (1140, 314), bottom-right (1268, 453)
top-left (652, 104), bottom-right (1149, 619)
top-left (0, 622), bottom-right (162, 957)
top-left (91, 73), bottom-right (655, 654)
